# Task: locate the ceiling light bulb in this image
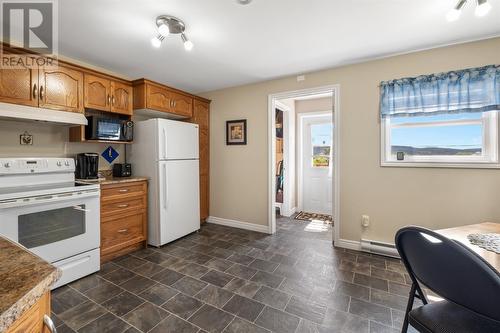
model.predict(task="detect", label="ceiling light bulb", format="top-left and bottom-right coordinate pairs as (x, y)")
top-left (181, 33), bottom-right (194, 51)
top-left (158, 23), bottom-right (170, 36)
top-left (151, 35), bottom-right (162, 48)
top-left (446, 8), bottom-right (462, 21)
top-left (446, 0), bottom-right (467, 21)
top-left (475, 0), bottom-right (492, 16)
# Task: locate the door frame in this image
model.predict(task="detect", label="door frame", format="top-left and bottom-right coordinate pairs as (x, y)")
top-left (297, 111), bottom-right (333, 213)
top-left (274, 100), bottom-right (294, 217)
top-left (267, 84), bottom-right (340, 247)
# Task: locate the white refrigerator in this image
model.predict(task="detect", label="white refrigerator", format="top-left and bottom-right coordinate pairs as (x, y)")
top-left (130, 118), bottom-right (200, 246)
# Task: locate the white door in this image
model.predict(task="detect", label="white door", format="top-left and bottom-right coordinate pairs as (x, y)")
top-left (157, 119), bottom-right (199, 160)
top-left (301, 115), bottom-right (333, 215)
top-left (159, 160), bottom-right (200, 245)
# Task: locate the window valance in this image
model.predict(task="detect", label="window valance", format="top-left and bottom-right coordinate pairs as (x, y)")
top-left (380, 65), bottom-right (500, 118)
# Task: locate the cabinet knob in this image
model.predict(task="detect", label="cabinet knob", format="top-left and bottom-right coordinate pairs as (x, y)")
top-left (112, 95), bottom-right (115, 105)
top-left (39, 86), bottom-right (44, 100)
top-left (107, 94), bottom-right (111, 105)
top-left (33, 84), bottom-right (38, 99)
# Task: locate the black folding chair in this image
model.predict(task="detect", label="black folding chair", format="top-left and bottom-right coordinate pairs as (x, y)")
top-left (395, 226), bottom-right (500, 333)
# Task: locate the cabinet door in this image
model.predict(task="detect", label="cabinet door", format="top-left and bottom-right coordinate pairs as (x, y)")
top-left (170, 91), bottom-right (193, 118)
top-left (199, 128), bottom-right (209, 176)
top-left (39, 65), bottom-right (84, 113)
top-left (111, 81), bottom-right (133, 115)
top-left (84, 74), bottom-right (111, 111)
top-left (200, 174), bottom-right (209, 221)
top-left (193, 100), bottom-right (209, 129)
top-left (0, 67), bottom-right (38, 107)
top-left (146, 84), bottom-right (172, 113)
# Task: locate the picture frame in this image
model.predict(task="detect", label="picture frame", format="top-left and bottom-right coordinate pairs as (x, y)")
top-left (226, 119), bottom-right (247, 145)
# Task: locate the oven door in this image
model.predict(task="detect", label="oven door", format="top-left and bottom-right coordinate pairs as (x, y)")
top-left (0, 190), bottom-right (100, 263)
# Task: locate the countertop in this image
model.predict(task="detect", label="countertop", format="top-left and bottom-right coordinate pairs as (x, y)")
top-left (78, 176), bottom-right (149, 186)
top-left (0, 236), bottom-right (60, 332)
top-left (99, 176), bottom-right (148, 185)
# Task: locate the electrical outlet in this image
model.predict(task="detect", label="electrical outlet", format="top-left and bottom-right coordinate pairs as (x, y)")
top-left (361, 215), bottom-right (370, 227)
top-left (20, 132), bottom-right (33, 145)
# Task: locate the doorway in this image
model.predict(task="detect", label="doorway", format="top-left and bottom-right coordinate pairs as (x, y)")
top-left (299, 113), bottom-right (333, 215)
top-left (268, 85), bottom-right (340, 245)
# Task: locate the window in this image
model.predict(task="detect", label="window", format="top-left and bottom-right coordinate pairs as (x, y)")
top-left (311, 123), bottom-right (332, 167)
top-left (382, 111), bottom-right (499, 167)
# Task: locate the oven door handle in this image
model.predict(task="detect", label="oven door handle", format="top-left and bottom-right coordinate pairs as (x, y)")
top-left (73, 205), bottom-right (90, 212)
top-left (0, 189), bottom-right (100, 209)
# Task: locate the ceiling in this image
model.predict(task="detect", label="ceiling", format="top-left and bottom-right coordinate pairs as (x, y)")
top-left (58, 0), bottom-right (500, 93)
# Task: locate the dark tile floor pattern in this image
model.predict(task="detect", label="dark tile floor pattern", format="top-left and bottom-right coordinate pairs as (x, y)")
top-left (51, 216), bottom-right (420, 332)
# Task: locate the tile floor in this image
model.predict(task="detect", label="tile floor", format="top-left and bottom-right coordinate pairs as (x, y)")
top-left (51, 216), bottom-right (420, 332)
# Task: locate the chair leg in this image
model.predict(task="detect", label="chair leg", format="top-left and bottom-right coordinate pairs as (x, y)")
top-left (401, 283), bottom-right (417, 333)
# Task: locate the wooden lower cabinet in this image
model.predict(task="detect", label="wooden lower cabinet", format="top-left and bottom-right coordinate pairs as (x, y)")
top-left (100, 180), bottom-right (148, 263)
top-left (6, 292), bottom-right (53, 333)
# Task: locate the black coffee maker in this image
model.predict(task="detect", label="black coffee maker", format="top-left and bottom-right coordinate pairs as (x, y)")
top-left (75, 153), bottom-right (99, 179)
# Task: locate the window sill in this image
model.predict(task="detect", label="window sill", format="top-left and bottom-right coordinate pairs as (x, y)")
top-left (381, 161), bottom-right (500, 169)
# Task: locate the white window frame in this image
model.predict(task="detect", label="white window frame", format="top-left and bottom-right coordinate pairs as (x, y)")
top-left (381, 111), bottom-right (500, 168)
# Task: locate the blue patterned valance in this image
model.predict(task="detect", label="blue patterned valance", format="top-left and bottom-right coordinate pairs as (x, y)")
top-left (380, 65), bottom-right (500, 118)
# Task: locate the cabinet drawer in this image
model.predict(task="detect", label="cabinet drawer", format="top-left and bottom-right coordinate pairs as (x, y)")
top-left (101, 182), bottom-right (146, 201)
top-left (101, 197), bottom-right (144, 218)
top-left (101, 213), bottom-right (145, 249)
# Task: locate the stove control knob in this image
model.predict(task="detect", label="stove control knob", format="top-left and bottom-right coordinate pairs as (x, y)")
top-left (56, 161), bottom-right (62, 167)
top-left (4, 162), bottom-right (11, 168)
top-left (64, 160), bottom-right (70, 167)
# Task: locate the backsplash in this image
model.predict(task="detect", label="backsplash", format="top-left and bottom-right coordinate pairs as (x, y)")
top-left (0, 119), bottom-right (125, 170)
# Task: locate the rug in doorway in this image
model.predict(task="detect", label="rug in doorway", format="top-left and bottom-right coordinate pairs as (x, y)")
top-left (295, 211), bottom-right (333, 225)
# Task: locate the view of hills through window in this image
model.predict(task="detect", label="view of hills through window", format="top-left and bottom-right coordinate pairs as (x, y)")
top-left (390, 112), bottom-right (483, 157)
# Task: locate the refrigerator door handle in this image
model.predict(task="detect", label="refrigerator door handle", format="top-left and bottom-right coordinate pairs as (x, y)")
top-left (162, 128), bottom-right (167, 160)
top-left (162, 163), bottom-right (168, 210)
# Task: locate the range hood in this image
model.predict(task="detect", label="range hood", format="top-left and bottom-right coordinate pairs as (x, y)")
top-left (0, 102), bottom-right (88, 126)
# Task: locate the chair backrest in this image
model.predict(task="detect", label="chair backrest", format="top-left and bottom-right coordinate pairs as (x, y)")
top-left (395, 226), bottom-right (500, 321)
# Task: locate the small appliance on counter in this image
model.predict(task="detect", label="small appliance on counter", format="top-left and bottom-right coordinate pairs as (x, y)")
top-left (85, 115), bottom-right (134, 142)
top-left (75, 153), bottom-right (99, 179)
top-left (113, 163), bottom-right (132, 177)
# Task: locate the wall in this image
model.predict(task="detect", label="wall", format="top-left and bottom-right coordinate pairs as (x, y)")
top-left (0, 120), bottom-right (125, 171)
top-left (203, 37), bottom-right (500, 244)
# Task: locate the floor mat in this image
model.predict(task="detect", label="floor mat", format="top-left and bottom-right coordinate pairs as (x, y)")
top-left (295, 211), bottom-right (333, 224)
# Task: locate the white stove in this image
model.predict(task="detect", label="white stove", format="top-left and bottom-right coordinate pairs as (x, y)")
top-left (0, 158), bottom-right (101, 289)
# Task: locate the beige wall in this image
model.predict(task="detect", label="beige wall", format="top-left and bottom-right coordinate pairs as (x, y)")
top-left (203, 37), bottom-right (500, 244)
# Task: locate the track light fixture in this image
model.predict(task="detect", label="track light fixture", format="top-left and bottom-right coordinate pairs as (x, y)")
top-left (151, 15), bottom-right (193, 51)
top-left (446, 0), bottom-right (492, 21)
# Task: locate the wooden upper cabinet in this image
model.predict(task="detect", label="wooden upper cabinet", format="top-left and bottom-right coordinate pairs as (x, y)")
top-left (39, 64), bottom-right (84, 113)
top-left (84, 74), bottom-right (111, 111)
top-left (193, 99), bottom-right (209, 129)
top-left (145, 84), bottom-right (173, 113)
top-left (0, 67), bottom-right (38, 107)
top-left (111, 81), bottom-right (133, 115)
top-left (84, 74), bottom-right (132, 115)
top-left (133, 79), bottom-right (193, 118)
top-left (170, 91), bottom-right (193, 118)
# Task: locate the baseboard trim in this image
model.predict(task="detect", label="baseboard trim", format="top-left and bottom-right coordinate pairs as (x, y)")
top-left (335, 238), bottom-right (362, 251)
top-left (207, 216), bottom-right (270, 234)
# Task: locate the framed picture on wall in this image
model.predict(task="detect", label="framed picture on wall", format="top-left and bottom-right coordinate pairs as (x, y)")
top-left (226, 119), bottom-right (247, 145)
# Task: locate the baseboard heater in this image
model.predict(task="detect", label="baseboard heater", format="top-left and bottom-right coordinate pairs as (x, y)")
top-left (360, 239), bottom-right (400, 259)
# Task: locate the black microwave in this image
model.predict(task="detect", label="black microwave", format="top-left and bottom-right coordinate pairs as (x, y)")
top-left (85, 116), bottom-right (133, 141)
